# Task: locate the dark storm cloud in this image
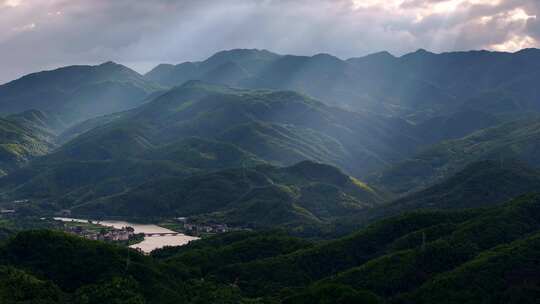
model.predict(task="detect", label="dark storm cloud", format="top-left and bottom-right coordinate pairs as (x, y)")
top-left (0, 0), bottom-right (538, 83)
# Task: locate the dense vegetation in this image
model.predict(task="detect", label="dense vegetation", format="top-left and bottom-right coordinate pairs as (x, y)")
top-left (372, 117), bottom-right (540, 195)
top-left (366, 160), bottom-right (540, 220)
top-left (71, 161), bottom-right (384, 233)
top-left (1, 194), bottom-right (539, 303)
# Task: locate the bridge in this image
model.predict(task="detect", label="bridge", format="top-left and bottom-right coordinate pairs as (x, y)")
top-left (144, 232), bottom-right (183, 237)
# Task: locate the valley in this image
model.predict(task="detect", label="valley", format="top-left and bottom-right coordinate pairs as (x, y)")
top-left (0, 47), bottom-right (540, 303)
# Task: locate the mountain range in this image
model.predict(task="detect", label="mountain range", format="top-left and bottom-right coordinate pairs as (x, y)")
top-left (146, 48), bottom-right (540, 122)
top-left (1, 47), bottom-right (540, 303)
top-left (0, 48), bottom-right (540, 235)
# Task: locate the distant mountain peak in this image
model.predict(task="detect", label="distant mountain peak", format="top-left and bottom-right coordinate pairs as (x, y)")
top-left (99, 60), bottom-right (118, 66)
top-left (311, 53), bottom-right (343, 63)
top-left (365, 51), bottom-right (395, 58)
top-left (514, 48), bottom-right (540, 56)
top-left (206, 48), bottom-right (280, 62)
top-left (348, 51), bottom-right (397, 63)
top-left (413, 48), bottom-right (433, 54)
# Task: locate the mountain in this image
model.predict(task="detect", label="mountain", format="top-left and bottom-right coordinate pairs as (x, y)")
top-left (39, 81), bottom-right (421, 176)
top-left (145, 49), bottom-right (280, 87)
top-left (6, 109), bottom-right (67, 143)
top-left (323, 160), bottom-right (540, 236)
top-left (0, 230), bottom-right (252, 303)
top-left (189, 194), bottom-right (540, 303)
top-left (0, 136), bottom-right (263, 209)
top-left (0, 113), bottom-right (57, 176)
top-left (0, 62), bottom-right (161, 125)
top-left (146, 49), bottom-right (387, 114)
top-left (415, 110), bottom-right (499, 143)
top-left (56, 111), bottom-right (127, 144)
top-left (0, 81), bottom-right (420, 214)
top-left (370, 117), bottom-right (540, 195)
top-left (147, 48), bottom-right (540, 122)
top-left (366, 160), bottom-right (540, 221)
top-left (71, 161), bottom-right (384, 232)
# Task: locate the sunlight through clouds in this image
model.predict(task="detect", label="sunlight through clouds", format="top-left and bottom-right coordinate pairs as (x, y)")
top-left (492, 35), bottom-right (536, 51)
top-left (3, 0), bottom-right (22, 7)
top-left (507, 8), bottom-right (536, 22)
top-left (0, 0), bottom-right (538, 83)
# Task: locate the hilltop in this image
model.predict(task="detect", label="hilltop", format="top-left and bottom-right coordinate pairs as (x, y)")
top-left (0, 61), bottom-right (162, 125)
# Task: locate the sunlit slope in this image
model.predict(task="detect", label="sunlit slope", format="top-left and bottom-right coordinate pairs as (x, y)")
top-left (0, 137), bottom-right (263, 208)
top-left (0, 115), bottom-right (55, 176)
top-left (329, 160), bottom-right (540, 233)
top-left (72, 161), bottom-right (385, 231)
top-left (43, 81), bottom-right (420, 176)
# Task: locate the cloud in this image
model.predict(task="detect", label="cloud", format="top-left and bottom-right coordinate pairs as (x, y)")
top-left (0, 0), bottom-right (538, 83)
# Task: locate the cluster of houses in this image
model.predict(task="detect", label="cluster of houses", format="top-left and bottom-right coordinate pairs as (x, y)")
top-left (177, 217), bottom-right (231, 234)
top-left (66, 225), bottom-right (135, 242)
top-left (0, 209), bottom-right (16, 216)
top-left (176, 217), bottom-right (253, 235)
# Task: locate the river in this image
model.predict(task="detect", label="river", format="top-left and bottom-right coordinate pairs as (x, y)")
top-left (53, 217), bottom-right (199, 253)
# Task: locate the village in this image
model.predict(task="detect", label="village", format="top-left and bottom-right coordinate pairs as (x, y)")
top-left (175, 217), bottom-right (233, 235)
top-left (64, 224), bottom-right (138, 242)
top-left (0, 198), bottom-right (247, 245)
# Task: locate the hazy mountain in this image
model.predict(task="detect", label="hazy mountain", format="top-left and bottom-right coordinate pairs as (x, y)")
top-left (0, 62), bottom-right (161, 125)
top-left (327, 160), bottom-right (540, 235)
top-left (0, 84), bottom-right (407, 219)
top-left (42, 81), bottom-right (421, 176)
top-left (147, 48), bottom-right (540, 122)
top-left (145, 49), bottom-right (280, 87)
top-left (415, 110), bottom-right (500, 143)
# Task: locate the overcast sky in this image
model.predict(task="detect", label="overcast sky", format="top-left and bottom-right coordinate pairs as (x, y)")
top-left (1, 0), bottom-right (538, 83)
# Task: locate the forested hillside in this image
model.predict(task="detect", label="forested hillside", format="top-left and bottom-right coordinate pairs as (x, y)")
top-left (1, 194), bottom-right (539, 303)
top-left (372, 117), bottom-right (540, 195)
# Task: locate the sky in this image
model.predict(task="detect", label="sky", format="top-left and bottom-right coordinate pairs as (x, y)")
top-left (0, 0), bottom-right (538, 84)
